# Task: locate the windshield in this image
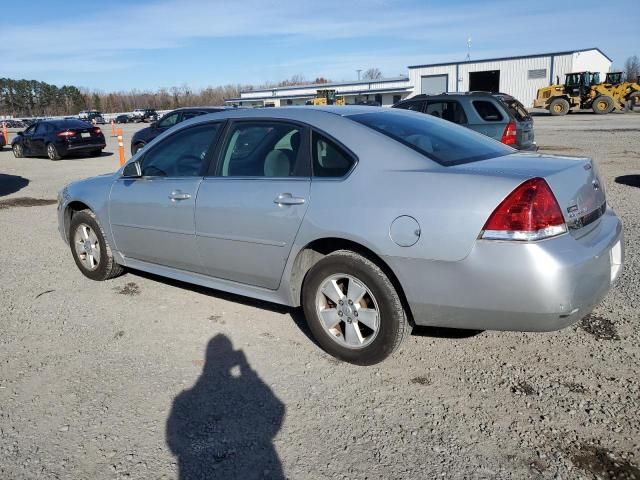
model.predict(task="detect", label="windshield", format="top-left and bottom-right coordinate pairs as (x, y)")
top-left (347, 110), bottom-right (514, 166)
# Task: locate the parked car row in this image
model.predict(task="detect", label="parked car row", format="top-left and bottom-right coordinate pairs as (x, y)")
top-left (57, 105), bottom-right (623, 365)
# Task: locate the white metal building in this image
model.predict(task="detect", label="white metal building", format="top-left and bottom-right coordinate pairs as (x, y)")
top-left (407, 48), bottom-right (612, 106)
top-left (225, 77), bottom-right (413, 108)
top-left (225, 48), bottom-right (611, 108)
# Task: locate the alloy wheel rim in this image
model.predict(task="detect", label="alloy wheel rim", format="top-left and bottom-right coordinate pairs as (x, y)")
top-left (315, 273), bottom-right (380, 349)
top-left (14, 144), bottom-right (22, 156)
top-left (47, 144), bottom-right (56, 159)
top-left (73, 223), bottom-right (101, 271)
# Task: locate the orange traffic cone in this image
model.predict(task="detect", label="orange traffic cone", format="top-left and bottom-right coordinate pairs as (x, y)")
top-left (117, 129), bottom-right (125, 166)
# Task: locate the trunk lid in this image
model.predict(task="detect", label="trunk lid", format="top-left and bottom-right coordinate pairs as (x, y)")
top-left (452, 153), bottom-right (606, 235)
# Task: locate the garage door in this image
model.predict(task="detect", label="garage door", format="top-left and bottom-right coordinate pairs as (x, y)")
top-left (421, 75), bottom-right (448, 95)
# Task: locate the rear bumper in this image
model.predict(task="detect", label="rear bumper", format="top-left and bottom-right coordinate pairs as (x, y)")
top-left (59, 141), bottom-right (105, 154)
top-left (385, 209), bottom-right (624, 331)
top-left (515, 142), bottom-right (538, 152)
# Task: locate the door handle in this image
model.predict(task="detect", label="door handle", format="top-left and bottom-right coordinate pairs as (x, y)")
top-left (274, 193), bottom-right (305, 206)
top-left (168, 190), bottom-right (191, 201)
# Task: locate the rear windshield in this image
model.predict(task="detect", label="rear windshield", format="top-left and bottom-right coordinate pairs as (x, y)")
top-left (53, 120), bottom-right (92, 129)
top-left (501, 98), bottom-right (531, 121)
top-left (347, 110), bottom-right (513, 166)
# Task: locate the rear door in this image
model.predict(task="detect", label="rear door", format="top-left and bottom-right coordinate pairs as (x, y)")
top-left (195, 120), bottom-right (311, 289)
top-left (109, 122), bottom-right (222, 272)
top-left (27, 122), bottom-right (49, 154)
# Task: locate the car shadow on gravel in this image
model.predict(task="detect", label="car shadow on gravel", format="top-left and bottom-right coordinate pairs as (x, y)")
top-left (0, 174), bottom-right (29, 197)
top-left (166, 334), bottom-right (285, 479)
top-left (615, 175), bottom-right (640, 188)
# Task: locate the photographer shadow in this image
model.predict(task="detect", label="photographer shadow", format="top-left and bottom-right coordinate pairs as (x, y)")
top-left (166, 335), bottom-right (285, 479)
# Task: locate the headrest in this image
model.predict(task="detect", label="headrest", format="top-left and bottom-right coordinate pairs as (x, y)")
top-left (264, 150), bottom-right (291, 177)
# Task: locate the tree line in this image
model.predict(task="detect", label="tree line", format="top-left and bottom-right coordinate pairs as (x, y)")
top-left (0, 69), bottom-right (390, 118)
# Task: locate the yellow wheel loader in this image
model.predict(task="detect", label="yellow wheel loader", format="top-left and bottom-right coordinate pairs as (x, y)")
top-left (312, 89), bottom-right (345, 106)
top-left (603, 72), bottom-right (640, 112)
top-left (534, 71), bottom-right (640, 115)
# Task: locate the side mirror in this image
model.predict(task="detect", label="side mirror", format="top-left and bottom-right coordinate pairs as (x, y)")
top-left (122, 160), bottom-right (142, 178)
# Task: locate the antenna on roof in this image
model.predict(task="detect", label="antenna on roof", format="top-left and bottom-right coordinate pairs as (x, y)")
top-left (465, 36), bottom-right (472, 61)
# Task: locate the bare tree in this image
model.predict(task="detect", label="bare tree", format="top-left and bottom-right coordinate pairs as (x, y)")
top-left (362, 68), bottom-right (383, 80)
top-left (624, 55), bottom-right (639, 82)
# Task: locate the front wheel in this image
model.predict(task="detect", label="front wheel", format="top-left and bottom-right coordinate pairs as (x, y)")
top-left (69, 210), bottom-right (124, 281)
top-left (302, 250), bottom-right (410, 365)
top-left (47, 142), bottom-right (61, 160)
top-left (549, 98), bottom-right (570, 116)
top-left (13, 143), bottom-right (24, 158)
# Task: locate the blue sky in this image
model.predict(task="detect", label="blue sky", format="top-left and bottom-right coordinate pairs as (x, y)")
top-left (2, 0), bottom-right (638, 91)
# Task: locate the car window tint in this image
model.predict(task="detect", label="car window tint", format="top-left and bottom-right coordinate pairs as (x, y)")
top-left (157, 112), bottom-right (180, 128)
top-left (25, 124), bottom-right (36, 135)
top-left (34, 123), bottom-right (46, 134)
top-left (501, 99), bottom-right (531, 121)
top-left (394, 101), bottom-right (424, 112)
top-left (425, 101), bottom-right (467, 124)
top-left (141, 123), bottom-right (220, 177)
top-left (218, 122), bottom-right (306, 178)
top-left (182, 111), bottom-right (205, 121)
top-left (472, 101), bottom-right (504, 121)
top-left (312, 132), bottom-right (354, 177)
top-left (348, 110), bottom-right (513, 166)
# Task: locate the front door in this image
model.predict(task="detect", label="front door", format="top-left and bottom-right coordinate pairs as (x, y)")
top-left (25, 122), bottom-right (48, 155)
top-left (109, 122), bottom-right (221, 272)
top-left (195, 121), bottom-right (311, 289)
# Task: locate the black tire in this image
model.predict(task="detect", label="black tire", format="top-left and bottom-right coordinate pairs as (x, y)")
top-left (592, 96), bottom-right (614, 114)
top-left (549, 98), bottom-right (570, 116)
top-left (69, 209), bottom-right (124, 281)
top-left (302, 250), bottom-right (410, 365)
top-left (13, 143), bottom-right (24, 158)
top-left (131, 142), bottom-right (145, 155)
top-left (46, 142), bottom-right (61, 160)
top-left (89, 149), bottom-right (102, 157)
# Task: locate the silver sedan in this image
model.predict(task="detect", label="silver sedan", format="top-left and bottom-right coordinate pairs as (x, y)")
top-left (58, 106), bottom-right (624, 365)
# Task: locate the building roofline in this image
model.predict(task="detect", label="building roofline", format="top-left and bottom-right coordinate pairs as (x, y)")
top-left (407, 48), bottom-right (612, 69)
top-left (226, 86), bottom-right (414, 103)
top-left (241, 76), bottom-right (409, 94)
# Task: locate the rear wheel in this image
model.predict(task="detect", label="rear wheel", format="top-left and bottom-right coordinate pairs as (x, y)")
top-left (592, 96), bottom-right (614, 114)
top-left (46, 142), bottom-right (61, 160)
top-left (549, 98), bottom-right (570, 116)
top-left (69, 210), bottom-right (124, 281)
top-left (13, 143), bottom-right (24, 158)
top-left (302, 250), bottom-right (410, 365)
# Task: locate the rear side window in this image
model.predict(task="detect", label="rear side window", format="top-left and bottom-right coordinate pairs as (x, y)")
top-left (312, 132), bottom-right (354, 178)
top-left (182, 111), bottom-right (206, 121)
top-left (348, 110), bottom-right (513, 166)
top-left (425, 101), bottom-right (467, 124)
top-left (394, 101), bottom-right (425, 112)
top-left (473, 101), bottom-right (503, 121)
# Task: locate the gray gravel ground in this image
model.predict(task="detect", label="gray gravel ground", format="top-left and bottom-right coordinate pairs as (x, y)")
top-left (1, 112), bottom-right (639, 480)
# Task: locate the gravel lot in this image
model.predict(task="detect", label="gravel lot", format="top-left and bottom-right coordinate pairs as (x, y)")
top-left (1, 112), bottom-right (639, 480)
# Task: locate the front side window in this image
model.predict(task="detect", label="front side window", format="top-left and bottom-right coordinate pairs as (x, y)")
top-left (312, 132), bottom-right (354, 177)
top-left (425, 101), bottom-right (467, 124)
top-left (472, 101), bottom-right (504, 121)
top-left (217, 122), bottom-right (306, 177)
top-left (348, 110), bottom-right (513, 166)
top-left (141, 123), bottom-right (220, 177)
top-left (157, 112), bottom-right (180, 129)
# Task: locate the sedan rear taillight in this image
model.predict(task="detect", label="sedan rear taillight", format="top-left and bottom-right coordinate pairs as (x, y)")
top-left (500, 121), bottom-right (517, 145)
top-left (92, 127), bottom-right (102, 135)
top-left (481, 177), bottom-right (567, 241)
top-left (57, 131), bottom-right (76, 138)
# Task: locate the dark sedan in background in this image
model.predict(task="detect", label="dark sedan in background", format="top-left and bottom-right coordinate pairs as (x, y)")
top-left (130, 106), bottom-right (226, 154)
top-left (12, 119), bottom-right (106, 160)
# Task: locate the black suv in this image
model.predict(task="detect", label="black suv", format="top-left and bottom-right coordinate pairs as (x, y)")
top-left (130, 107), bottom-right (226, 154)
top-left (393, 92), bottom-right (536, 151)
